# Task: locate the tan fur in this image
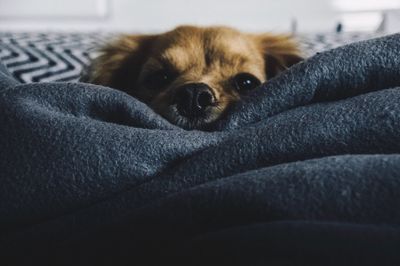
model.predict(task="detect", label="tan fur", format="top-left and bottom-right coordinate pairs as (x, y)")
top-left (86, 25), bottom-right (303, 129)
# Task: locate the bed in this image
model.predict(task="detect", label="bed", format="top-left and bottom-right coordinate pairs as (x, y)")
top-left (1, 32), bottom-right (399, 266)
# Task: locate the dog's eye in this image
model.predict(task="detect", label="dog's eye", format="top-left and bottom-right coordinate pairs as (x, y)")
top-left (233, 73), bottom-right (261, 92)
top-left (144, 70), bottom-right (173, 90)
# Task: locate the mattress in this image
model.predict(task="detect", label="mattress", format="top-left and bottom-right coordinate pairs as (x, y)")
top-left (0, 31), bottom-right (383, 83)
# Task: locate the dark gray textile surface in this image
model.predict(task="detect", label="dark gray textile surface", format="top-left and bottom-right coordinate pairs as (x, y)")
top-left (1, 34), bottom-right (400, 265)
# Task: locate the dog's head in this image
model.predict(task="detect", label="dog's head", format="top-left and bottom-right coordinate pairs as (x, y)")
top-left (87, 26), bottom-right (302, 129)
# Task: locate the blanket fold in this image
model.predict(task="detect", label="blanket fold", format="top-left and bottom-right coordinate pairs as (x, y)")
top-left (214, 34), bottom-right (400, 130)
top-left (1, 34), bottom-right (400, 265)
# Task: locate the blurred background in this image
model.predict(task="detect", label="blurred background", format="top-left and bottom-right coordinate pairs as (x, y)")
top-left (0, 0), bottom-right (400, 33)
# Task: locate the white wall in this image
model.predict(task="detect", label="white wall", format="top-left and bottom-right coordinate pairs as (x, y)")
top-left (0, 0), bottom-right (396, 33)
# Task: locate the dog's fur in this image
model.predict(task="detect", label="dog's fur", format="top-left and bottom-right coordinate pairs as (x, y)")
top-left (86, 26), bottom-right (302, 129)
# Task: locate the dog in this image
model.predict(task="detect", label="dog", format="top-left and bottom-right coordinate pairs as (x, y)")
top-left (85, 25), bottom-right (303, 130)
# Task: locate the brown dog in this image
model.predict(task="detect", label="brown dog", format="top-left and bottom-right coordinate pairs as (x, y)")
top-left (86, 26), bottom-right (302, 129)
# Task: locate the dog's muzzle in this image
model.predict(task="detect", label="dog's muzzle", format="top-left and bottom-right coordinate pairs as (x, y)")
top-left (174, 83), bottom-right (215, 118)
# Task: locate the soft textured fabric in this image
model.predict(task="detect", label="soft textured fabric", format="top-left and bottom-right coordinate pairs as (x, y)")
top-left (1, 34), bottom-right (400, 266)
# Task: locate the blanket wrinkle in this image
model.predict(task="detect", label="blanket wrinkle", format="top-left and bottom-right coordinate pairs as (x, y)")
top-left (1, 34), bottom-right (400, 265)
top-left (215, 34), bottom-right (400, 130)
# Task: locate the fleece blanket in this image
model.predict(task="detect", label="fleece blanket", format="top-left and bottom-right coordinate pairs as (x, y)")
top-left (1, 34), bottom-right (400, 266)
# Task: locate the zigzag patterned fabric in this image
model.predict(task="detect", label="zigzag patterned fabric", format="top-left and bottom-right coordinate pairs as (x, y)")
top-left (0, 32), bottom-right (112, 83)
top-left (0, 31), bottom-right (382, 83)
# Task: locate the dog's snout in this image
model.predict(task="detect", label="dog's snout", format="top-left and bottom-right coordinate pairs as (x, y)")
top-left (175, 83), bottom-right (215, 118)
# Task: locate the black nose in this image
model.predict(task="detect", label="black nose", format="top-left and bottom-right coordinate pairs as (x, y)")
top-left (174, 83), bottom-right (215, 118)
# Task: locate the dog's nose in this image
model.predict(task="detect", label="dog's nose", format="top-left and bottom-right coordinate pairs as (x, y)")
top-left (174, 83), bottom-right (215, 118)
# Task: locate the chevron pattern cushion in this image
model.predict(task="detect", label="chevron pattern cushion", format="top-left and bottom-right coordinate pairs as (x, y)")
top-left (0, 31), bottom-right (383, 83)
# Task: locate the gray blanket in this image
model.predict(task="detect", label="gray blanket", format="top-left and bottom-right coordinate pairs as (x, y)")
top-left (1, 34), bottom-right (400, 266)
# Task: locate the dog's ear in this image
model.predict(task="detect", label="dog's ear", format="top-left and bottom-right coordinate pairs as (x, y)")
top-left (85, 34), bottom-right (156, 92)
top-left (256, 34), bottom-right (303, 79)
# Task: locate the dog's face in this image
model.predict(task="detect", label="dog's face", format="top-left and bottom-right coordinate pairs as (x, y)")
top-left (87, 26), bottom-right (302, 129)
